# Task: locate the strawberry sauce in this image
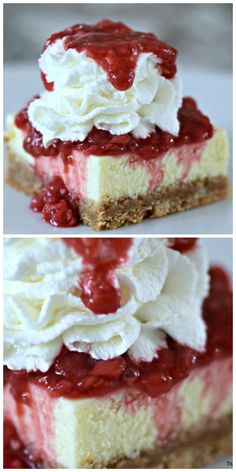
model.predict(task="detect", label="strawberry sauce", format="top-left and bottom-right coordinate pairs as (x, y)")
top-left (15, 97), bottom-right (213, 161)
top-left (4, 266), bottom-right (232, 468)
top-left (63, 238), bottom-right (133, 314)
top-left (30, 177), bottom-right (79, 227)
top-left (41, 20), bottom-right (177, 91)
top-left (169, 238), bottom-right (198, 252)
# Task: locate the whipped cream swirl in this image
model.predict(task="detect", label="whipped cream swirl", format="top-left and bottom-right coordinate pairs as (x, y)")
top-left (28, 40), bottom-right (182, 147)
top-left (4, 238), bottom-right (208, 372)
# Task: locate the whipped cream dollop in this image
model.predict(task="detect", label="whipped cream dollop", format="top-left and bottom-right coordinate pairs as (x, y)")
top-left (4, 238), bottom-right (209, 372)
top-left (28, 40), bottom-right (182, 147)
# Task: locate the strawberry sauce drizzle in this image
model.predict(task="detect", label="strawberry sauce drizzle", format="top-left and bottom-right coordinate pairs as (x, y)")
top-left (63, 238), bottom-right (133, 314)
top-left (169, 238), bottom-right (197, 252)
top-left (4, 266), bottom-right (232, 468)
top-left (41, 20), bottom-right (177, 91)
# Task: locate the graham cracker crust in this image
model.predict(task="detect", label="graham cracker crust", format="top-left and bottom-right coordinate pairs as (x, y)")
top-left (80, 176), bottom-right (229, 230)
top-left (110, 415), bottom-right (232, 469)
top-left (6, 147), bottom-right (229, 230)
top-left (5, 150), bottom-right (41, 195)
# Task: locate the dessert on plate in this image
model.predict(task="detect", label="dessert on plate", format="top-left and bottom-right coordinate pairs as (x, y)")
top-left (4, 237), bottom-right (232, 468)
top-left (5, 20), bottom-right (229, 230)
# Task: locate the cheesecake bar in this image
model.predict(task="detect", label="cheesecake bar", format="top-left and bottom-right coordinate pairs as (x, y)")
top-left (4, 238), bottom-right (232, 468)
top-left (5, 20), bottom-right (229, 230)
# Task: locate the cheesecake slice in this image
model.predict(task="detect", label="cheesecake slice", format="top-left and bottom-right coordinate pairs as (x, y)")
top-left (5, 20), bottom-right (229, 230)
top-left (4, 358), bottom-right (232, 468)
top-left (4, 238), bottom-right (232, 468)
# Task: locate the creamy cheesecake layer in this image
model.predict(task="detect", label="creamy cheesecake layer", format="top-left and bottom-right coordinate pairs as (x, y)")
top-left (85, 130), bottom-right (228, 202)
top-left (4, 357), bottom-right (232, 468)
top-left (6, 115), bottom-right (228, 202)
top-left (6, 115), bottom-right (34, 165)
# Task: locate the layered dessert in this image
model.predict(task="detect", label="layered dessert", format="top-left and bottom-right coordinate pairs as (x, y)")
top-left (4, 237), bottom-right (232, 468)
top-left (5, 20), bottom-right (229, 230)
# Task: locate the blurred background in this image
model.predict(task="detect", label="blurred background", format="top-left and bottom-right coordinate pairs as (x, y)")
top-left (4, 3), bottom-right (232, 72)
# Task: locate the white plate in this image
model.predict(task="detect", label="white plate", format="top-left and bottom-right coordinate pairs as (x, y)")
top-left (4, 64), bottom-right (232, 235)
top-left (206, 458), bottom-right (232, 469)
